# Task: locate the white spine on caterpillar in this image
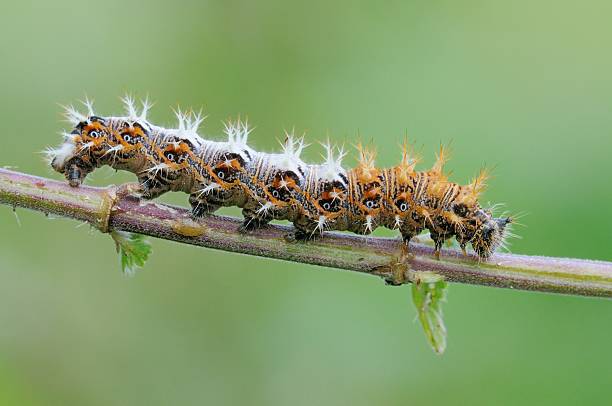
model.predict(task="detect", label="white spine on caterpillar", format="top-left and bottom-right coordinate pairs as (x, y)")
top-left (46, 101), bottom-right (84, 168)
top-left (274, 131), bottom-right (307, 175)
top-left (83, 97), bottom-right (96, 117)
top-left (224, 119), bottom-right (254, 159)
top-left (121, 95), bottom-right (139, 120)
top-left (62, 104), bottom-right (87, 126)
top-left (173, 108), bottom-right (205, 147)
top-left (364, 215), bottom-right (374, 234)
top-left (198, 182), bottom-right (221, 196)
top-left (256, 201), bottom-right (275, 215)
top-left (313, 215), bottom-right (328, 235)
top-left (102, 144), bottom-right (124, 161)
top-left (121, 94), bottom-right (154, 126)
top-left (139, 97), bottom-right (152, 121)
top-left (44, 133), bottom-right (76, 166)
top-left (319, 141), bottom-right (347, 184)
top-left (146, 162), bottom-right (170, 176)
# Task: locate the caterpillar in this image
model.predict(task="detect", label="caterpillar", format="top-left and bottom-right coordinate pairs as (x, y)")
top-left (46, 96), bottom-right (513, 259)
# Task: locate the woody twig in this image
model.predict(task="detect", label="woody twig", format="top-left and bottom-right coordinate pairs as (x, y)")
top-left (1, 168), bottom-right (611, 298)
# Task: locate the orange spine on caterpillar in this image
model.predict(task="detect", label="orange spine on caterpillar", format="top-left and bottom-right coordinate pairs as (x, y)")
top-left (46, 96), bottom-right (513, 259)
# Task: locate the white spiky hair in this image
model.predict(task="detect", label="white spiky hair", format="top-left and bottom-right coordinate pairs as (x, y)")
top-left (122, 94), bottom-right (152, 122)
top-left (62, 97), bottom-right (99, 126)
top-left (273, 130), bottom-right (307, 175)
top-left (318, 141), bottom-right (347, 184)
top-left (44, 131), bottom-right (78, 168)
top-left (224, 119), bottom-right (253, 155)
top-left (82, 97), bottom-right (95, 117)
top-left (171, 107), bottom-right (205, 147)
top-left (62, 105), bottom-right (85, 125)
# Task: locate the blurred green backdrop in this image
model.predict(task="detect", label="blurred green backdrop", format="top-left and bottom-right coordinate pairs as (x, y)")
top-left (0, 1), bottom-right (611, 405)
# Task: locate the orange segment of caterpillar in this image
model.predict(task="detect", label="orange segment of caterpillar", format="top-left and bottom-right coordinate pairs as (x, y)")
top-left (46, 96), bottom-right (514, 260)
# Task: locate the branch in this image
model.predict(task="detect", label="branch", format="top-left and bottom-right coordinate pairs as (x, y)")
top-left (1, 168), bottom-right (611, 298)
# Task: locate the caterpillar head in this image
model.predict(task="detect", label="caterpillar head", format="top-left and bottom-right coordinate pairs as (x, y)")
top-left (471, 215), bottom-right (512, 259)
top-left (48, 115), bottom-right (112, 186)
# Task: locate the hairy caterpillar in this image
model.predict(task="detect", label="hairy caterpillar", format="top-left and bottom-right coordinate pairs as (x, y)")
top-left (47, 97), bottom-right (513, 259)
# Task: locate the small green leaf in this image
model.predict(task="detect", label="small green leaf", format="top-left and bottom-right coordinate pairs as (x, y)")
top-left (411, 271), bottom-right (448, 355)
top-left (110, 231), bottom-right (152, 276)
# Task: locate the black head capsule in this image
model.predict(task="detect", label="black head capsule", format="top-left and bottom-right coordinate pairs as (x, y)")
top-left (64, 157), bottom-right (91, 187)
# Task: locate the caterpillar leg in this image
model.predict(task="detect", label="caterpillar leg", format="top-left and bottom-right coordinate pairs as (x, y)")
top-left (401, 234), bottom-right (413, 247)
top-left (239, 217), bottom-right (270, 233)
top-left (138, 175), bottom-right (170, 200)
top-left (115, 182), bottom-right (145, 200)
top-left (292, 228), bottom-right (322, 241)
top-left (239, 208), bottom-right (272, 233)
top-left (188, 193), bottom-right (221, 218)
top-left (400, 229), bottom-right (419, 254)
top-left (430, 232), bottom-right (454, 260)
top-left (290, 216), bottom-right (325, 241)
top-left (429, 232), bottom-right (443, 260)
top-left (433, 241), bottom-right (443, 260)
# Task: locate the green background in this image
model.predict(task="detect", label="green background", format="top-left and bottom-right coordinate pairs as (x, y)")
top-left (0, 1), bottom-right (610, 405)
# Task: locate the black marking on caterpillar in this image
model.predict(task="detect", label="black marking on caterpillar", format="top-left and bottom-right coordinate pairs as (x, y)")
top-left (46, 96), bottom-right (514, 259)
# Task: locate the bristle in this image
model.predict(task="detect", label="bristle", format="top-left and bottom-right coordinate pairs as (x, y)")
top-left (312, 215), bottom-right (328, 235)
top-left (61, 131), bottom-right (76, 142)
top-left (256, 201), bottom-right (274, 215)
top-left (355, 142), bottom-right (377, 182)
top-left (189, 109), bottom-right (206, 132)
top-left (400, 138), bottom-right (419, 168)
top-left (224, 118), bottom-right (252, 153)
top-left (280, 130), bottom-right (307, 160)
top-left (319, 140), bottom-right (347, 184)
top-left (196, 182), bottom-right (220, 197)
top-left (431, 144), bottom-right (451, 175)
top-left (139, 97), bottom-right (153, 121)
top-left (274, 130), bottom-right (307, 174)
top-left (170, 108), bottom-right (204, 147)
top-left (397, 138), bottom-right (419, 182)
top-left (468, 167), bottom-right (491, 200)
top-left (62, 104), bottom-right (87, 125)
top-left (174, 107), bottom-right (188, 130)
top-left (356, 142), bottom-right (376, 168)
top-left (45, 142), bottom-right (76, 168)
top-left (121, 94), bottom-right (138, 118)
top-left (81, 97), bottom-right (95, 117)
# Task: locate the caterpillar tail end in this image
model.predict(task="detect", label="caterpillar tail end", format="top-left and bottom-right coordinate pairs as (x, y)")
top-left (472, 216), bottom-right (513, 260)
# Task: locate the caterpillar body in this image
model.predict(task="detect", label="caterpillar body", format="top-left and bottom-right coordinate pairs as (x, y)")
top-left (47, 97), bottom-right (513, 259)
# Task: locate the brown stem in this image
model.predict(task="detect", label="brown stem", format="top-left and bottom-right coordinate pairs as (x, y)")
top-left (1, 168), bottom-right (611, 298)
